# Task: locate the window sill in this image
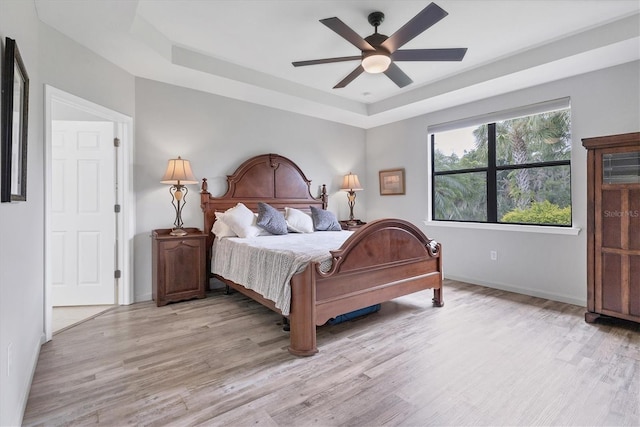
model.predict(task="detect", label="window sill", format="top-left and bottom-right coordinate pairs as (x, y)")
top-left (423, 220), bottom-right (581, 235)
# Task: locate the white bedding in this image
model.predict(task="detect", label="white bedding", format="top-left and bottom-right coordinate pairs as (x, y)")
top-left (211, 231), bottom-right (353, 315)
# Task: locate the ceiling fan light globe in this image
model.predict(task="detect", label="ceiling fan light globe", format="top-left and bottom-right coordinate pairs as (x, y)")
top-left (362, 54), bottom-right (391, 73)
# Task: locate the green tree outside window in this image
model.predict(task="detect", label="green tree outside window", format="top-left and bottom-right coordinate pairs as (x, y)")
top-left (432, 107), bottom-right (571, 226)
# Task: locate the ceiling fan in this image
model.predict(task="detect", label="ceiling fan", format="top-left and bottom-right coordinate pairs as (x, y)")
top-left (292, 2), bottom-right (467, 89)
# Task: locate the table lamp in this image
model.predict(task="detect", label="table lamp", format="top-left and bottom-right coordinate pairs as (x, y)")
top-left (161, 156), bottom-right (198, 236)
top-left (341, 172), bottom-right (363, 225)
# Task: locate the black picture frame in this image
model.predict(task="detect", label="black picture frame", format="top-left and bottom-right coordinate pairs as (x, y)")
top-left (1, 37), bottom-right (29, 202)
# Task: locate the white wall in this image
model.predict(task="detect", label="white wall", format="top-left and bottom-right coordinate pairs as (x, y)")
top-left (0, 2), bottom-right (43, 426)
top-left (366, 61), bottom-right (640, 306)
top-left (0, 3), bottom-right (135, 424)
top-left (133, 78), bottom-right (366, 302)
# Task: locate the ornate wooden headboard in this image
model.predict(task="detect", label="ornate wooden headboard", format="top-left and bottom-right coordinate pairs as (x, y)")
top-left (200, 153), bottom-right (328, 252)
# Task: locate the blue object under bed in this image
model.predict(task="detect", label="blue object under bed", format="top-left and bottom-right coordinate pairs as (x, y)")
top-left (326, 304), bottom-right (381, 325)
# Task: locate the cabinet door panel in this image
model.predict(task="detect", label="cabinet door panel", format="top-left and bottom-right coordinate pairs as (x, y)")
top-left (601, 190), bottom-right (622, 249)
top-left (630, 189), bottom-right (640, 251)
top-left (630, 255), bottom-right (640, 317)
top-left (164, 241), bottom-right (202, 294)
top-left (601, 253), bottom-right (622, 313)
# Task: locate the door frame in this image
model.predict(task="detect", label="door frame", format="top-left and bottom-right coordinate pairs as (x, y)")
top-left (44, 85), bottom-right (135, 342)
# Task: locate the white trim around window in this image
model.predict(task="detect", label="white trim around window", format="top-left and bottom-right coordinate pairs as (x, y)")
top-left (427, 97), bottom-right (571, 134)
top-left (423, 219), bottom-right (581, 235)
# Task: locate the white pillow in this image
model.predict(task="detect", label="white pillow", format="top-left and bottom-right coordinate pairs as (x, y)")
top-left (223, 203), bottom-right (269, 238)
top-left (285, 207), bottom-right (314, 233)
top-left (212, 211), bottom-right (236, 238)
top-left (253, 214), bottom-right (271, 236)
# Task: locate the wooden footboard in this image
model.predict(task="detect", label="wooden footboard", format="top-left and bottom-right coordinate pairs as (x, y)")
top-left (288, 218), bottom-right (442, 356)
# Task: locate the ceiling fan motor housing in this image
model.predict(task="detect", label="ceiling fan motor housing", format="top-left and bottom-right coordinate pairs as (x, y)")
top-left (362, 32), bottom-right (391, 73)
top-left (364, 33), bottom-right (389, 51)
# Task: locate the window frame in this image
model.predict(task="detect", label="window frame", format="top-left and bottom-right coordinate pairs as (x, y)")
top-left (430, 103), bottom-right (573, 227)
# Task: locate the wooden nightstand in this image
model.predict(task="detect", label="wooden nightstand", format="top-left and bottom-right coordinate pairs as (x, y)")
top-left (152, 228), bottom-right (207, 306)
top-left (339, 220), bottom-right (367, 231)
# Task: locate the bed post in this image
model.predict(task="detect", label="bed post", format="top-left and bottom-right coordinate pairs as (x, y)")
top-left (288, 266), bottom-right (318, 356)
top-left (200, 178), bottom-right (215, 279)
top-left (321, 184), bottom-right (328, 210)
top-left (432, 244), bottom-right (444, 307)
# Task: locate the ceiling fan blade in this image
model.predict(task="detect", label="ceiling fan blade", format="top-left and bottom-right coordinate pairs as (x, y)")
top-left (292, 56), bottom-right (361, 67)
top-left (392, 48), bottom-right (467, 62)
top-left (334, 65), bottom-right (364, 88)
top-left (381, 3), bottom-right (448, 53)
top-left (384, 63), bottom-right (413, 88)
top-left (320, 17), bottom-right (375, 51)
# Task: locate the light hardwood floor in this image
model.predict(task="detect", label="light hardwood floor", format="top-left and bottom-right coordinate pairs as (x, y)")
top-left (52, 306), bottom-right (115, 334)
top-left (24, 280), bottom-right (640, 426)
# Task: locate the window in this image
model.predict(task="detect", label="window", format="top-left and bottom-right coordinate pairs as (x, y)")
top-left (431, 102), bottom-right (572, 226)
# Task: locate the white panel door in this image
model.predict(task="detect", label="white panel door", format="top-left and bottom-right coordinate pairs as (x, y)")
top-left (51, 121), bottom-right (115, 306)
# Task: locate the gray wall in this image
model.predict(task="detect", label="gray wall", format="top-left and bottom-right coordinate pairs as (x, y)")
top-left (133, 78), bottom-right (366, 302)
top-left (0, 2), bottom-right (135, 424)
top-left (39, 23), bottom-right (135, 118)
top-left (366, 60), bottom-right (640, 306)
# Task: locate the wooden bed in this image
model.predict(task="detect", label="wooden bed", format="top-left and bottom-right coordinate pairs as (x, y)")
top-left (200, 153), bottom-right (443, 356)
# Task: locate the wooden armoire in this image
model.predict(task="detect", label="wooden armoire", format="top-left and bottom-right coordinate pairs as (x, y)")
top-left (582, 132), bottom-right (640, 324)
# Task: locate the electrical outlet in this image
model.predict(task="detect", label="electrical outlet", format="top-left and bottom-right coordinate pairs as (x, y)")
top-left (7, 342), bottom-right (12, 377)
top-left (490, 250), bottom-right (497, 261)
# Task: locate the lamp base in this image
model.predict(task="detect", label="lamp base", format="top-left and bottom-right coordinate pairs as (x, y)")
top-left (169, 227), bottom-right (188, 236)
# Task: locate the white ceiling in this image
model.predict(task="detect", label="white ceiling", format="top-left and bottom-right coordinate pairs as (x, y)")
top-left (35, 0), bottom-right (640, 129)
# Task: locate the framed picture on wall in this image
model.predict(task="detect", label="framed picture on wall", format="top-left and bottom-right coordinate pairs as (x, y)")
top-left (379, 168), bottom-right (405, 195)
top-left (1, 37), bottom-right (30, 202)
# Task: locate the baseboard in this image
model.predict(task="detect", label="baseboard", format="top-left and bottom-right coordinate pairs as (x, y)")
top-left (134, 292), bottom-right (152, 303)
top-left (16, 333), bottom-right (45, 426)
top-left (444, 274), bottom-right (586, 307)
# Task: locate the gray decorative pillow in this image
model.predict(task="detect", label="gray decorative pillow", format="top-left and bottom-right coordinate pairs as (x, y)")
top-left (257, 202), bottom-right (288, 235)
top-left (310, 206), bottom-right (342, 231)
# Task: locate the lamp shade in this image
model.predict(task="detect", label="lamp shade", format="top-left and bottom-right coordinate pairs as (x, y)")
top-left (341, 173), bottom-right (363, 191)
top-left (161, 156), bottom-right (198, 184)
